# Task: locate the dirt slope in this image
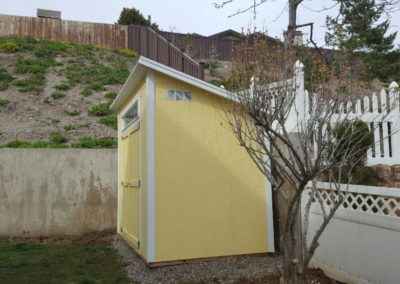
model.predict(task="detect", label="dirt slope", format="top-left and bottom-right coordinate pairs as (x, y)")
top-left (0, 37), bottom-right (136, 147)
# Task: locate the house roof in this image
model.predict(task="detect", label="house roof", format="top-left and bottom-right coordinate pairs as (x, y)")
top-left (110, 56), bottom-right (233, 112)
top-left (208, 29), bottom-right (243, 39)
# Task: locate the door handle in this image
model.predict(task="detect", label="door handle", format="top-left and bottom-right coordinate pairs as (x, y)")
top-left (121, 180), bottom-right (140, 188)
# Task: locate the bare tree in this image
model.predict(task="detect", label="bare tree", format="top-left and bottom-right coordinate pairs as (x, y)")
top-left (226, 40), bottom-right (392, 283)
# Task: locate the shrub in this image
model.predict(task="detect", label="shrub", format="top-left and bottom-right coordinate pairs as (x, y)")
top-left (51, 91), bottom-right (66, 100)
top-left (352, 167), bottom-right (382, 186)
top-left (99, 114), bottom-right (117, 130)
top-left (332, 120), bottom-right (373, 167)
top-left (72, 136), bottom-right (117, 148)
top-left (49, 132), bottom-right (68, 144)
top-left (88, 103), bottom-right (111, 116)
top-left (0, 98), bottom-right (10, 107)
top-left (0, 41), bottom-right (18, 53)
top-left (104, 92), bottom-right (117, 100)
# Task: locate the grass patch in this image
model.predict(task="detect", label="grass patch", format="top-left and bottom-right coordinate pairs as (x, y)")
top-left (72, 136), bottom-right (117, 148)
top-left (0, 240), bottom-right (130, 284)
top-left (0, 36), bottom-right (134, 94)
top-left (99, 114), bottom-right (117, 130)
top-left (51, 91), bottom-right (66, 100)
top-left (64, 63), bottom-right (129, 93)
top-left (15, 57), bottom-right (57, 75)
top-left (116, 48), bottom-right (137, 58)
top-left (0, 98), bottom-right (10, 107)
top-left (0, 140), bottom-right (67, 149)
top-left (1, 136), bottom-right (116, 149)
top-left (13, 74), bottom-right (45, 93)
top-left (88, 102), bottom-right (111, 116)
top-left (13, 57), bottom-right (57, 93)
top-left (0, 67), bottom-right (14, 91)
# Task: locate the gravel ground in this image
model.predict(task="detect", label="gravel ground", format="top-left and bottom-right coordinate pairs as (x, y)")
top-left (113, 236), bottom-right (282, 284)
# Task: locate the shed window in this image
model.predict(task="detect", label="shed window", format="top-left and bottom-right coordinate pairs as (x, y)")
top-left (167, 90), bottom-right (192, 101)
top-left (122, 100), bottom-right (139, 129)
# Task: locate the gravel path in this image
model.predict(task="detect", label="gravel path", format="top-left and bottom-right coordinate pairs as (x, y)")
top-left (113, 236), bottom-right (282, 284)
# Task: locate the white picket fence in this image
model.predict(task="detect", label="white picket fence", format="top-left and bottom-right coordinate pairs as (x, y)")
top-left (285, 62), bottom-right (400, 166)
top-left (304, 182), bottom-right (400, 283)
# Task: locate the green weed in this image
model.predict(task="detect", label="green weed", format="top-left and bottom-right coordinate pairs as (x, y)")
top-left (0, 98), bottom-right (10, 107)
top-left (88, 102), bottom-right (111, 116)
top-left (104, 91), bottom-right (117, 100)
top-left (64, 109), bottom-right (81, 116)
top-left (13, 74), bottom-right (46, 93)
top-left (51, 91), bottom-right (66, 100)
top-left (115, 48), bottom-right (137, 58)
top-left (0, 67), bottom-right (14, 91)
top-left (72, 136), bottom-right (117, 148)
top-left (49, 132), bottom-right (68, 144)
top-left (80, 88), bottom-right (93, 97)
top-left (54, 81), bottom-right (72, 91)
top-left (0, 41), bottom-right (18, 53)
top-left (99, 114), bottom-right (117, 130)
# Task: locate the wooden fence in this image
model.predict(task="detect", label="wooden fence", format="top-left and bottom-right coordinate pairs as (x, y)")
top-left (0, 14), bottom-right (203, 79)
top-left (161, 31), bottom-right (236, 61)
top-left (0, 14), bottom-right (128, 49)
top-left (128, 26), bottom-right (204, 79)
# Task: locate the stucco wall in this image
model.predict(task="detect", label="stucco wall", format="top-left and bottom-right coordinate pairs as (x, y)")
top-left (0, 149), bottom-right (117, 237)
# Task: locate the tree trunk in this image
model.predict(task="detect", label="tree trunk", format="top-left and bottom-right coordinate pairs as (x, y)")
top-left (281, 210), bottom-right (306, 284)
top-left (278, 182), bottom-right (306, 284)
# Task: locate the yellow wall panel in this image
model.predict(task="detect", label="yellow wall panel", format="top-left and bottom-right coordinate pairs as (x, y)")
top-left (154, 74), bottom-right (268, 262)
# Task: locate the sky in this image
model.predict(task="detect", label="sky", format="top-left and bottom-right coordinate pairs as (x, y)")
top-left (1, 0), bottom-right (399, 47)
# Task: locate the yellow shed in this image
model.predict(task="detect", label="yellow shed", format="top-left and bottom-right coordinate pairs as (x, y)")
top-left (110, 56), bottom-right (275, 265)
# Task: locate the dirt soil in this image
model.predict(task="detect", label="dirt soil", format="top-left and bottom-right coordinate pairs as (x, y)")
top-left (0, 38), bottom-right (136, 145)
top-left (114, 235), bottom-right (283, 284)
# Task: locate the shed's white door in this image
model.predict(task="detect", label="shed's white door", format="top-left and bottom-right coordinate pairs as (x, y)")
top-left (121, 123), bottom-right (141, 248)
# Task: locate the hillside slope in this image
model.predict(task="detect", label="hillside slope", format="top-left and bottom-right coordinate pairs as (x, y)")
top-left (0, 37), bottom-right (136, 147)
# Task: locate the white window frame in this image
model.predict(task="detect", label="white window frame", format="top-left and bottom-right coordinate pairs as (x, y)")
top-left (121, 96), bottom-right (140, 131)
top-left (167, 90), bottom-right (192, 101)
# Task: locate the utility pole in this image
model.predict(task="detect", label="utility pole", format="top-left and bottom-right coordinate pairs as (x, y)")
top-left (286, 0), bottom-right (302, 47)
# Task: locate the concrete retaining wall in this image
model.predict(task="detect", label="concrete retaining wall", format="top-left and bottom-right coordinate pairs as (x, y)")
top-left (0, 149), bottom-right (117, 237)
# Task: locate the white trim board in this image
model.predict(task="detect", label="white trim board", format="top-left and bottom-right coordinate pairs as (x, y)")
top-left (264, 139), bottom-right (275, 253)
top-left (110, 56), bottom-right (232, 112)
top-left (146, 71), bottom-right (156, 262)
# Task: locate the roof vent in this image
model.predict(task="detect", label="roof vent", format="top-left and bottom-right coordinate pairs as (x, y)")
top-left (37, 9), bottom-right (61, 20)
